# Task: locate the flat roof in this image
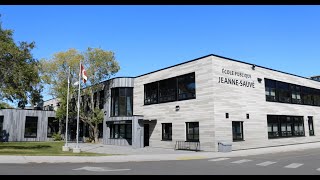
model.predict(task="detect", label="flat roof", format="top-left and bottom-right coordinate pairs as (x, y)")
top-left (134, 54), bottom-right (320, 83)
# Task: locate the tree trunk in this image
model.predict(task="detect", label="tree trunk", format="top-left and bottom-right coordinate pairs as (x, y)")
top-left (94, 125), bottom-right (99, 143)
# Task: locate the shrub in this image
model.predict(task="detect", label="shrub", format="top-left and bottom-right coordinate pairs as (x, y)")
top-left (52, 133), bottom-right (62, 141)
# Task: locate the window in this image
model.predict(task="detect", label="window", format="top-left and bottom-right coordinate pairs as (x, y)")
top-left (267, 115), bottom-right (279, 138)
top-left (144, 72), bottom-right (196, 105)
top-left (177, 72), bottom-right (196, 100)
top-left (99, 90), bottom-right (105, 109)
top-left (265, 78), bottom-right (320, 107)
top-left (47, 117), bottom-right (59, 138)
top-left (93, 92), bottom-right (97, 109)
top-left (186, 122), bottom-right (199, 142)
top-left (110, 123), bottom-right (132, 139)
top-left (144, 82), bottom-right (158, 105)
top-left (267, 115), bottom-right (304, 139)
top-left (302, 87), bottom-right (313, 105)
top-left (162, 123), bottom-right (172, 141)
top-left (277, 81), bottom-right (291, 103)
top-left (291, 85), bottom-right (302, 104)
top-left (159, 77), bottom-right (177, 103)
top-left (308, 116), bottom-right (315, 136)
top-left (0, 116), bottom-right (3, 132)
top-left (98, 123), bottom-right (103, 138)
top-left (313, 89), bottom-right (320, 106)
top-left (292, 116), bottom-right (304, 136)
top-left (25, 116), bottom-right (38, 138)
top-left (232, 121), bottom-right (244, 141)
top-left (265, 79), bottom-right (276, 102)
top-left (111, 88), bottom-right (133, 117)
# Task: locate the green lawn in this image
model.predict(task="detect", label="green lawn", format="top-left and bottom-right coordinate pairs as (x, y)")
top-left (0, 141), bottom-right (111, 156)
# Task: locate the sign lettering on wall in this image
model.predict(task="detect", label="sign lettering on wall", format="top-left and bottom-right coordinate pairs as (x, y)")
top-left (218, 68), bottom-right (255, 88)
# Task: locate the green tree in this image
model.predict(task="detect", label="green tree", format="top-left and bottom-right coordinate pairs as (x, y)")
top-left (0, 18), bottom-right (43, 108)
top-left (40, 49), bottom-right (81, 133)
top-left (0, 101), bottom-right (13, 109)
top-left (41, 48), bottom-right (120, 142)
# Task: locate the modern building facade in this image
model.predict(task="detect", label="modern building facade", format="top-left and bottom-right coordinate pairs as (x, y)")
top-left (101, 54), bottom-right (320, 151)
top-left (0, 109), bottom-right (56, 142)
top-left (2, 54), bottom-right (320, 152)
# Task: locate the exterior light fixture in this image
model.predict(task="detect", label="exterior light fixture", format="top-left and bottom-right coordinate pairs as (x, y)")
top-left (175, 105), bottom-right (180, 111)
top-left (252, 65), bottom-right (256, 70)
top-left (257, 78), bottom-right (262, 83)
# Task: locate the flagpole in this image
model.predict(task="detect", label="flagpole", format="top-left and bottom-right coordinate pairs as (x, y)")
top-left (73, 60), bottom-right (81, 153)
top-left (63, 66), bottom-right (70, 151)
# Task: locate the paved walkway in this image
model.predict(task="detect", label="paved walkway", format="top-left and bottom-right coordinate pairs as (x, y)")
top-left (1, 142), bottom-right (320, 164)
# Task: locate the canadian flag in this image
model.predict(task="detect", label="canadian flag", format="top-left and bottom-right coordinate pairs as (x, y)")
top-left (81, 63), bottom-right (87, 83)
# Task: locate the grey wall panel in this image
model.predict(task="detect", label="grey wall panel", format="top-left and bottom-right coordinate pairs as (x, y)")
top-left (0, 109), bottom-right (55, 142)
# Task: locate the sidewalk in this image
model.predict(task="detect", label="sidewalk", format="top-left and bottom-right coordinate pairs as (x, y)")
top-left (1, 142), bottom-right (320, 164)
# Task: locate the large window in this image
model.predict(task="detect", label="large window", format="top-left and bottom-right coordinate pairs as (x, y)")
top-left (308, 116), bottom-right (315, 136)
top-left (24, 116), bottom-right (38, 138)
top-left (186, 122), bottom-right (199, 142)
top-left (162, 123), bottom-right (172, 141)
top-left (0, 116), bottom-right (3, 132)
top-left (98, 123), bottom-right (103, 138)
top-left (99, 90), bottom-right (105, 109)
top-left (177, 73), bottom-right (196, 100)
top-left (277, 81), bottom-right (291, 103)
top-left (265, 78), bottom-right (320, 107)
top-left (291, 85), bottom-right (302, 104)
top-left (144, 82), bottom-right (158, 105)
top-left (232, 121), bottom-right (244, 141)
top-left (267, 115), bottom-right (304, 139)
top-left (302, 87), bottom-right (313, 105)
top-left (265, 79), bottom-right (276, 102)
top-left (111, 88), bottom-right (133, 117)
top-left (144, 72), bottom-right (196, 105)
top-left (159, 77), bottom-right (177, 103)
top-left (110, 123), bottom-right (132, 139)
top-left (313, 89), bottom-right (320, 106)
top-left (47, 117), bottom-right (59, 138)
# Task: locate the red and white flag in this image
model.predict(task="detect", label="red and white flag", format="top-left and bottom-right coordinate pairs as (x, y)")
top-left (81, 63), bottom-right (87, 83)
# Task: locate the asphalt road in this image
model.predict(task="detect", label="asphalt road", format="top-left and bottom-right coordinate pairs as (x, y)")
top-left (1, 148), bottom-right (320, 175)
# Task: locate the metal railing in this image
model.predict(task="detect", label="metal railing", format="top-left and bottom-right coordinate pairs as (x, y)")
top-left (175, 141), bottom-right (200, 151)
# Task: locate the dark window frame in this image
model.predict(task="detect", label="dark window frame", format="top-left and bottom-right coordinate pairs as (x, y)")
top-left (110, 87), bottom-right (133, 117)
top-left (308, 116), bottom-right (315, 136)
top-left (109, 123), bottom-right (132, 139)
top-left (144, 82), bottom-right (159, 105)
top-left (186, 122), bottom-right (199, 142)
top-left (265, 79), bottom-right (277, 102)
top-left (99, 90), bottom-right (105, 109)
top-left (267, 115), bottom-right (305, 139)
top-left (277, 81), bottom-right (291, 103)
top-left (265, 78), bottom-right (320, 107)
top-left (291, 85), bottom-right (302, 104)
top-left (144, 72), bottom-right (196, 105)
top-left (232, 121), bottom-right (244, 141)
top-left (24, 116), bottom-right (38, 138)
top-left (177, 73), bottom-right (196, 101)
top-left (162, 123), bottom-right (172, 141)
top-left (159, 77), bottom-right (177, 103)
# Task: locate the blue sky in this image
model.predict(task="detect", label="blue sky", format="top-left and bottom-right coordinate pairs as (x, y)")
top-left (1, 5), bottom-right (320, 102)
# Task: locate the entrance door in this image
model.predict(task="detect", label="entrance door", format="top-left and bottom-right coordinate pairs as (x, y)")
top-left (144, 124), bottom-right (149, 147)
